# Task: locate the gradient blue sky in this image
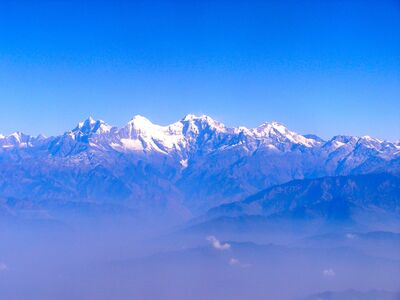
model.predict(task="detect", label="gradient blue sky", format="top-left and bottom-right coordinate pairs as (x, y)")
top-left (0, 0), bottom-right (399, 140)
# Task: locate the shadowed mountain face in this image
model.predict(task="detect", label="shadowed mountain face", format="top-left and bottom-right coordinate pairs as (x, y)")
top-left (208, 173), bottom-right (400, 217)
top-left (0, 115), bottom-right (399, 217)
top-left (190, 173), bottom-right (400, 235)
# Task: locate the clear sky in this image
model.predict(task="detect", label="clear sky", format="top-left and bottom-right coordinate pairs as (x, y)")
top-left (0, 0), bottom-right (399, 140)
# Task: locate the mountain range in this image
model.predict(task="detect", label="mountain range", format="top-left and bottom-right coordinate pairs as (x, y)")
top-left (0, 114), bottom-right (399, 217)
top-left (192, 173), bottom-right (400, 234)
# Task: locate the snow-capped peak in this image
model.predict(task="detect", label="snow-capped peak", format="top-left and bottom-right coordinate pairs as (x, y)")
top-left (182, 114), bottom-right (199, 121)
top-left (77, 116), bottom-right (96, 128)
top-left (254, 121), bottom-right (279, 134)
top-left (10, 132), bottom-right (23, 142)
top-left (117, 115), bottom-right (185, 153)
top-left (124, 115), bottom-right (159, 136)
top-left (182, 114), bottom-right (219, 123)
top-left (128, 115), bottom-right (153, 126)
top-left (250, 121), bottom-right (318, 147)
top-left (1, 114), bottom-right (396, 160)
top-left (73, 117), bottom-right (112, 135)
top-left (0, 131), bottom-right (34, 148)
top-left (181, 114), bottom-right (227, 134)
top-left (360, 135), bottom-right (383, 144)
top-left (115, 114), bottom-right (229, 154)
top-left (355, 135), bottom-right (388, 152)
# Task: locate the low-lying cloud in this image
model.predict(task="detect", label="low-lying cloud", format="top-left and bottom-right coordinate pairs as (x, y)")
top-left (229, 257), bottom-right (251, 268)
top-left (206, 235), bottom-right (231, 251)
top-left (346, 233), bottom-right (357, 239)
top-left (322, 268), bottom-right (336, 277)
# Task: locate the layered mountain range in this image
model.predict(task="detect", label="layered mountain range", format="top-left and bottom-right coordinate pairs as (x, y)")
top-left (0, 114), bottom-right (399, 216)
top-left (200, 173), bottom-right (400, 232)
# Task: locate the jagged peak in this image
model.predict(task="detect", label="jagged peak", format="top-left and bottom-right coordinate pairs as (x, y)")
top-left (0, 131), bottom-right (46, 142)
top-left (76, 116), bottom-right (95, 128)
top-left (10, 131), bottom-right (24, 138)
top-left (0, 115), bottom-right (395, 153)
top-left (73, 117), bottom-right (112, 135)
top-left (0, 131), bottom-right (36, 148)
top-left (182, 113), bottom-right (199, 121)
top-left (8, 131), bottom-right (32, 141)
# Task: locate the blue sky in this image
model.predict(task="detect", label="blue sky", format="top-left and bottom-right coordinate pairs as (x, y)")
top-left (0, 0), bottom-right (399, 140)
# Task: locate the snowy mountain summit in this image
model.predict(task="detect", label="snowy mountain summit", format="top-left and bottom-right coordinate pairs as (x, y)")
top-left (0, 114), bottom-right (323, 153)
top-left (0, 114), bottom-right (399, 213)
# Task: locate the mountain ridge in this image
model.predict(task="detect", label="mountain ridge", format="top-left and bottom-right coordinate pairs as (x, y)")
top-left (0, 114), bottom-right (399, 215)
top-left (2, 114), bottom-right (398, 148)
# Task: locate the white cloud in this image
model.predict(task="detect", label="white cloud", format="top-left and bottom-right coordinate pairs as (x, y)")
top-left (206, 235), bottom-right (231, 251)
top-left (228, 257), bottom-right (251, 268)
top-left (346, 233), bottom-right (357, 239)
top-left (322, 268), bottom-right (335, 277)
